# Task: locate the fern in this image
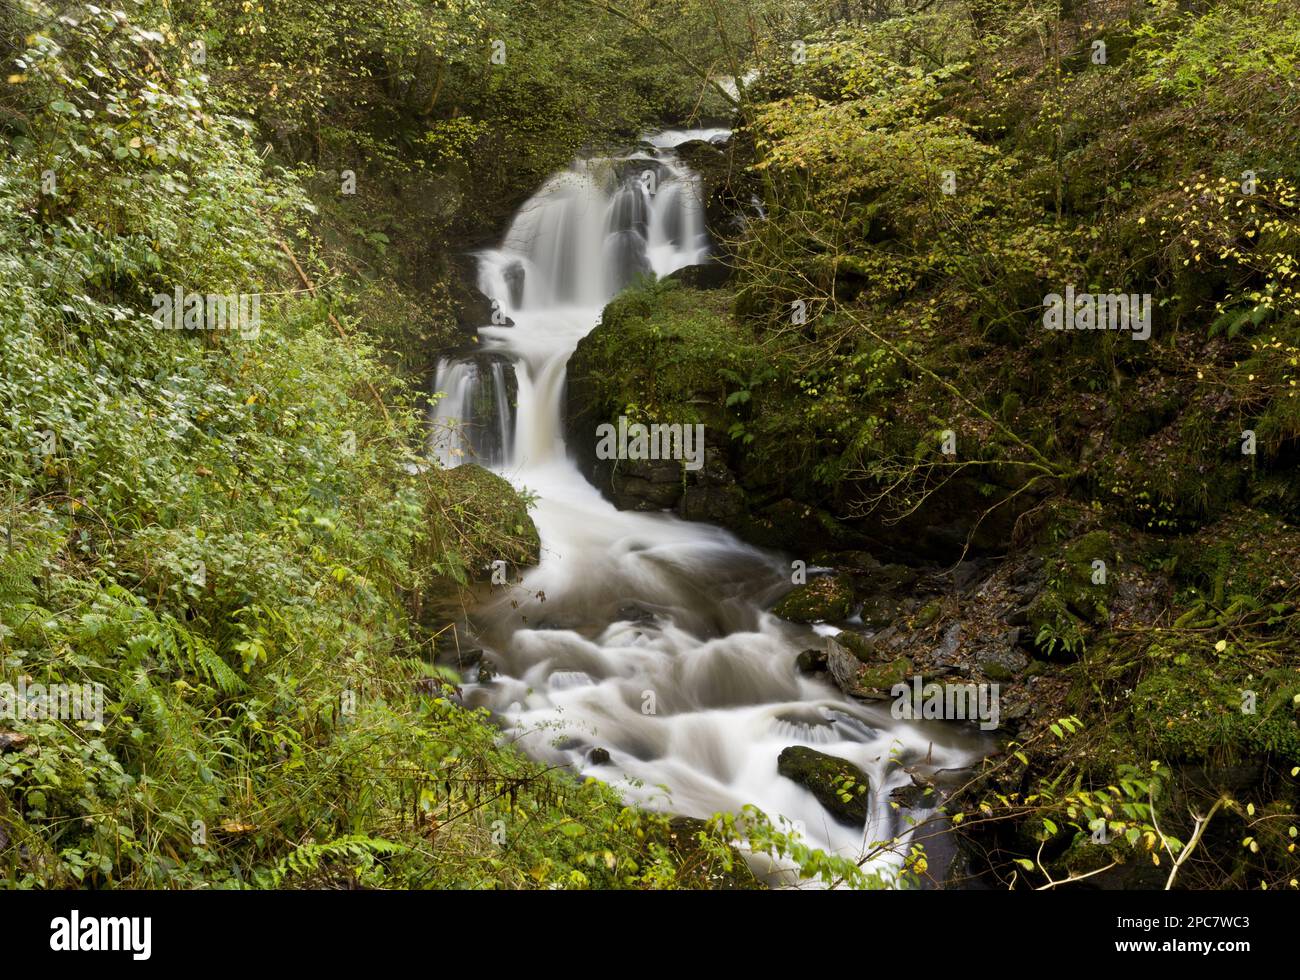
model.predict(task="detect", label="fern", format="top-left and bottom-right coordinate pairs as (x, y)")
top-left (266, 835), bottom-right (408, 887)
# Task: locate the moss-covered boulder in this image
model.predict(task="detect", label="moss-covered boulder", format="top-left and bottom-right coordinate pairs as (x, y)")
top-left (826, 633), bottom-right (911, 700)
top-left (414, 464), bottom-right (540, 587)
top-left (772, 575), bottom-right (854, 623)
top-left (776, 746), bottom-right (871, 826)
top-left (834, 630), bottom-right (877, 663)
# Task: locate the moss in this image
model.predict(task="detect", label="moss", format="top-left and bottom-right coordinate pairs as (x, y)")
top-left (836, 630), bottom-right (877, 663)
top-left (1132, 655), bottom-right (1300, 765)
top-left (772, 574), bottom-right (854, 623)
top-left (1171, 507), bottom-right (1300, 605)
top-left (416, 464), bottom-right (540, 585)
top-left (913, 600), bottom-right (943, 629)
top-left (857, 655), bottom-right (912, 691)
top-left (776, 746), bottom-right (871, 826)
top-left (1026, 528), bottom-right (1117, 655)
top-left (571, 281), bottom-right (758, 429)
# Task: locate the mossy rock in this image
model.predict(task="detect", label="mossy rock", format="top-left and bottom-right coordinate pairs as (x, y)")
top-left (1059, 530), bottom-right (1115, 623)
top-left (857, 655), bottom-right (912, 691)
top-left (776, 746), bottom-right (871, 826)
top-left (1027, 529), bottom-right (1116, 653)
top-left (859, 593), bottom-right (906, 629)
top-left (772, 574), bottom-right (854, 623)
top-left (835, 630), bottom-right (877, 664)
top-left (913, 600), bottom-right (943, 629)
top-left (659, 816), bottom-right (763, 889)
top-left (415, 464), bottom-right (540, 584)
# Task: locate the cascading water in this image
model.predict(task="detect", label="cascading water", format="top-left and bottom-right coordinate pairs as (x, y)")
top-left (432, 131), bottom-right (984, 885)
top-left (429, 356), bottom-right (514, 467)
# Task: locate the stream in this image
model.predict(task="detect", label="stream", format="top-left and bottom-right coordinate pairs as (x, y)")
top-left (430, 128), bottom-right (986, 885)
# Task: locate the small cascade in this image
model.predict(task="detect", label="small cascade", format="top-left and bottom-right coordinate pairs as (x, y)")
top-left (433, 142), bottom-right (710, 471)
top-left (428, 355), bottom-right (514, 468)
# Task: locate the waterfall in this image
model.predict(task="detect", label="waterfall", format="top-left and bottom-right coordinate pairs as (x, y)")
top-left (429, 356), bottom-right (513, 468)
top-left (431, 130), bottom-right (984, 885)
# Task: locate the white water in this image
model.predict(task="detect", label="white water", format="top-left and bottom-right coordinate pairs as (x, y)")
top-left (433, 132), bottom-right (984, 885)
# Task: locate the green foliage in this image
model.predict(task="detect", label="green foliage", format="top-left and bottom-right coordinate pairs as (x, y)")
top-left (0, 0), bottom-right (733, 891)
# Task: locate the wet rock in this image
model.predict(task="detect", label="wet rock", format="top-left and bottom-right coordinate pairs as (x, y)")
top-left (795, 649), bottom-right (828, 674)
top-left (607, 458), bottom-right (686, 510)
top-left (501, 260), bottom-right (526, 311)
top-left (827, 637), bottom-right (865, 694)
top-left (974, 645), bottom-right (1029, 682)
top-left (589, 747), bottom-right (611, 766)
top-left (441, 647), bottom-right (484, 672)
top-left (677, 451), bottom-right (746, 524)
top-left (663, 262), bottom-right (731, 290)
top-left (616, 603), bottom-right (658, 624)
top-left (772, 574), bottom-right (854, 623)
top-left (889, 777), bottom-right (938, 810)
top-left (448, 255), bottom-right (496, 332)
top-left (776, 746), bottom-right (871, 826)
top-left (477, 660), bottom-right (497, 684)
top-left (826, 636), bottom-right (910, 699)
top-left (835, 630), bottom-right (877, 663)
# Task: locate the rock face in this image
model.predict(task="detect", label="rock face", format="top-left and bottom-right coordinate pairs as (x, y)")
top-left (575, 431), bottom-right (748, 526)
top-left (776, 746), bottom-right (871, 826)
top-left (448, 252), bottom-right (496, 331)
top-left (673, 134), bottom-right (761, 248)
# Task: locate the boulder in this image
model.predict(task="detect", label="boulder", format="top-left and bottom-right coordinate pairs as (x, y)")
top-left (776, 746), bottom-right (871, 826)
top-left (975, 645), bottom-right (1029, 682)
top-left (772, 574), bottom-right (854, 623)
top-left (795, 649), bottom-right (828, 674)
top-left (662, 816), bottom-right (763, 889)
top-left (663, 262), bottom-right (732, 290)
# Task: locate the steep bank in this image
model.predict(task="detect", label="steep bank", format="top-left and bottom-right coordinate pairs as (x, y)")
top-left (0, 1), bottom-right (754, 890)
top-left (561, 0), bottom-right (1300, 889)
